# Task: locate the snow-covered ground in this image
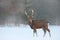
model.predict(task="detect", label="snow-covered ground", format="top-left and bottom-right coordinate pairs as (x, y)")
top-left (0, 25), bottom-right (60, 40)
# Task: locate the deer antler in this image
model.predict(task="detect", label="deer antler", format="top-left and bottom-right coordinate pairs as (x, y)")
top-left (25, 11), bottom-right (27, 16)
top-left (25, 9), bottom-right (34, 17)
top-left (31, 9), bottom-right (34, 16)
top-left (29, 9), bottom-right (34, 16)
top-left (25, 10), bottom-right (29, 18)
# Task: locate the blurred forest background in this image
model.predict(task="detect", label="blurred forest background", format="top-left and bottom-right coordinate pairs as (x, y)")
top-left (0, 0), bottom-right (60, 26)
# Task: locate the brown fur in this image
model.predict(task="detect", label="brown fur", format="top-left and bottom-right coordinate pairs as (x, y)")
top-left (29, 19), bottom-right (51, 37)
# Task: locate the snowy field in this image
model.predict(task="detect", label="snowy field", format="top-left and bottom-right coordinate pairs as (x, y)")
top-left (0, 25), bottom-right (60, 40)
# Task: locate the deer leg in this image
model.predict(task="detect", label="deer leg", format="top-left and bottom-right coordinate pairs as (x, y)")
top-left (33, 29), bottom-right (37, 37)
top-left (46, 28), bottom-right (51, 37)
top-left (43, 28), bottom-right (46, 37)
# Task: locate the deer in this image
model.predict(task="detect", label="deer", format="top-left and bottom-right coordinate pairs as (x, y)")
top-left (25, 9), bottom-right (51, 37)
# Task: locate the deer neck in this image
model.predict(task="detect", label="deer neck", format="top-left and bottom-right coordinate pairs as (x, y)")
top-left (29, 19), bottom-right (33, 29)
top-left (29, 19), bottom-right (32, 23)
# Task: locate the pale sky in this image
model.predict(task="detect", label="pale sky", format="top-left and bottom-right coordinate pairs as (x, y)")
top-left (0, 25), bottom-right (60, 40)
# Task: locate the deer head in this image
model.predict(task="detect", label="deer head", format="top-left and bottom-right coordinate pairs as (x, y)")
top-left (25, 9), bottom-right (34, 23)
